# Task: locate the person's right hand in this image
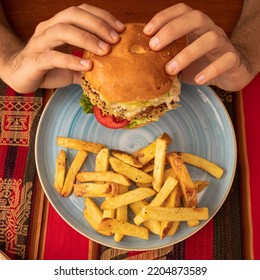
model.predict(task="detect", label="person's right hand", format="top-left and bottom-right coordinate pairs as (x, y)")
top-left (1, 4), bottom-right (125, 93)
top-left (143, 3), bottom-right (254, 91)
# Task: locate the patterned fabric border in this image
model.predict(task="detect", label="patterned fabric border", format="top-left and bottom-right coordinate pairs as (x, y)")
top-left (0, 80), bottom-right (44, 259)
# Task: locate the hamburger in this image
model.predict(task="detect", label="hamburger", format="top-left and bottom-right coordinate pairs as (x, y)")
top-left (81, 23), bottom-right (181, 129)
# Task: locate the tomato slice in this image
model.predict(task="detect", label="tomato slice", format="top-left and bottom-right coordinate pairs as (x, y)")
top-left (93, 106), bottom-right (130, 129)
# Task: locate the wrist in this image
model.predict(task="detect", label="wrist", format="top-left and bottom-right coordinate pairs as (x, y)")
top-left (0, 26), bottom-right (25, 81)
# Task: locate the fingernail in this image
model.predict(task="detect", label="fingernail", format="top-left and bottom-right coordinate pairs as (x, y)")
top-left (195, 74), bottom-right (206, 84)
top-left (143, 23), bottom-right (153, 34)
top-left (98, 40), bottom-right (109, 51)
top-left (110, 29), bottom-right (119, 41)
top-left (115, 20), bottom-right (125, 30)
top-left (79, 59), bottom-right (91, 68)
top-left (166, 60), bottom-right (178, 74)
top-left (150, 36), bottom-right (160, 48)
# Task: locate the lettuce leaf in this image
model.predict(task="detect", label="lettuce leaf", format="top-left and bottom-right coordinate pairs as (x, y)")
top-left (80, 93), bottom-right (93, 114)
top-left (126, 119), bottom-right (148, 129)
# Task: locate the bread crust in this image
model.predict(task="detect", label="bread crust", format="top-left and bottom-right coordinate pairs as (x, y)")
top-left (83, 23), bottom-right (179, 103)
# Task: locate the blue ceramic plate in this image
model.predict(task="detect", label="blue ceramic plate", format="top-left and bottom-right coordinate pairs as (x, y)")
top-left (35, 83), bottom-right (237, 250)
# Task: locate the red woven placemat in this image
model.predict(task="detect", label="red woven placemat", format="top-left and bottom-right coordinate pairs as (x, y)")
top-left (0, 81), bottom-right (43, 259)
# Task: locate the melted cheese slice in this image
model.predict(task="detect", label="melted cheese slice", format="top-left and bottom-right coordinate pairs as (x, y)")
top-left (104, 77), bottom-right (181, 119)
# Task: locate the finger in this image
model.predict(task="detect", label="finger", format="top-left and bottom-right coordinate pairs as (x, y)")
top-left (165, 31), bottom-right (230, 75)
top-left (148, 10), bottom-right (217, 51)
top-left (34, 50), bottom-right (93, 72)
top-left (144, 3), bottom-right (193, 35)
top-left (78, 3), bottom-right (125, 32)
top-left (32, 23), bottom-right (111, 55)
top-left (194, 51), bottom-right (240, 85)
top-left (36, 6), bottom-right (121, 44)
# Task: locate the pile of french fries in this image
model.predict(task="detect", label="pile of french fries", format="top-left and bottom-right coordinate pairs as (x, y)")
top-left (54, 133), bottom-right (224, 242)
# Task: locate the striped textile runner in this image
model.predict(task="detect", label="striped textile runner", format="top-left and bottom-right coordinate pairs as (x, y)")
top-left (0, 80), bottom-right (43, 259)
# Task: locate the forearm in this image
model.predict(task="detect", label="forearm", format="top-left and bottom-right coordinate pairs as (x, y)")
top-left (0, 4), bottom-right (24, 81)
top-left (231, 0), bottom-right (260, 76)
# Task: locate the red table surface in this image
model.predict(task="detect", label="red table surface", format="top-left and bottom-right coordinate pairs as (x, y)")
top-left (42, 74), bottom-right (260, 260)
top-left (242, 73), bottom-right (260, 260)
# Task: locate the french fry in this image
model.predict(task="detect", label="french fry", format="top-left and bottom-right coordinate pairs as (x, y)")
top-left (167, 152), bottom-right (198, 227)
top-left (76, 171), bottom-right (130, 186)
top-left (100, 187), bottom-right (156, 210)
top-left (160, 186), bottom-right (182, 239)
top-left (61, 150), bottom-right (88, 197)
top-left (153, 139), bottom-right (167, 192)
top-left (141, 160), bottom-right (154, 173)
top-left (136, 182), bottom-right (153, 188)
top-left (194, 180), bottom-right (209, 193)
top-left (129, 200), bottom-right (161, 235)
top-left (114, 186), bottom-right (129, 242)
top-left (109, 157), bottom-right (153, 184)
top-left (97, 218), bottom-right (149, 240)
top-left (163, 167), bottom-right (177, 182)
top-left (54, 149), bottom-right (66, 194)
top-left (111, 150), bottom-right (142, 168)
top-left (141, 206), bottom-right (209, 222)
top-left (167, 152), bottom-right (197, 208)
top-left (57, 136), bottom-right (105, 153)
top-left (134, 176), bottom-right (178, 225)
top-left (103, 206), bottom-right (116, 219)
top-left (84, 197), bottom-right (112, 236)
top-left (177, 152), bottom-right (224, 179)
top-left (95, 148), bottom-right (116, 218)
top-left (95, 148), bottom-right (109, 172)
top-left (132, 133), bottom-right (172, 166)
top-left (74, 182), bottom-right (119, 197)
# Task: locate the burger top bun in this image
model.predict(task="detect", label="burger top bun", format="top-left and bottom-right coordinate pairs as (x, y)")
top-left (83, 23), bottom-right (180, 103)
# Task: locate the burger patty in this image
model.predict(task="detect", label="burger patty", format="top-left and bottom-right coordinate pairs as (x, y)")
top-left (82, 77), bottom-right (177, 122)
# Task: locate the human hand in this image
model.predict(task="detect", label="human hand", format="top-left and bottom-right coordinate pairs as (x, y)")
top-left (143, 3), bottom-right (254, 91)
top-left (2, 4), bottom-right (125, 93)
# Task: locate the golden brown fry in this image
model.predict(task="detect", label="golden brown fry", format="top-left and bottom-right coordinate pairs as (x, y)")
top-left (129, 200), bottom-right (161, 235)
top-left (177, 152), bottom-right (224, 179)
top-left (132, 133), bottom-right (172, 166)
top-left (98, 218), bottom-right (149, 240)
top-left (141, 160), bottom-right (154, 173)
top-left (114, 186), bottom-right (129, 242)
top-left (136, 182), bottom-right (153, 188)
top-left (84, 197), bottom-right (112, 236)
top-left (100, 187), bottom-right (156, 210)
top-left (76, 171), bottom-right (131, 186)
top-left (109, 157), bottom-right (153, 184)
top-left (163, 167), bottom-right (177, 182)
top-left (111, 150), bottom-right (142, 168)
top-left (141, 206), bottom-right (209, 221)
top-left (95, 148), bottom-right (115, 218)
top-left (61, 150), bottom-right (88, 197)
top-left (54, 149), bottom-right (66, 194)
top-left (95, 148), bottom-right (109, 172)
top-left (153, 139), bottom-right (167, 192)
top-left (194, 180), bottom-right (209, 193)
top-left (56, 136), bottom-right (105, 153)
top-left (103, 208), bottom-right (115, 219)
top-left (73, 182), bottom-right (119, 197)
top-left (134, 176), bottom-right (178, 225)
top-left (167, 152), bottom-right (197, 208)
top-left (160, 186), bottom-right (182, 239)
